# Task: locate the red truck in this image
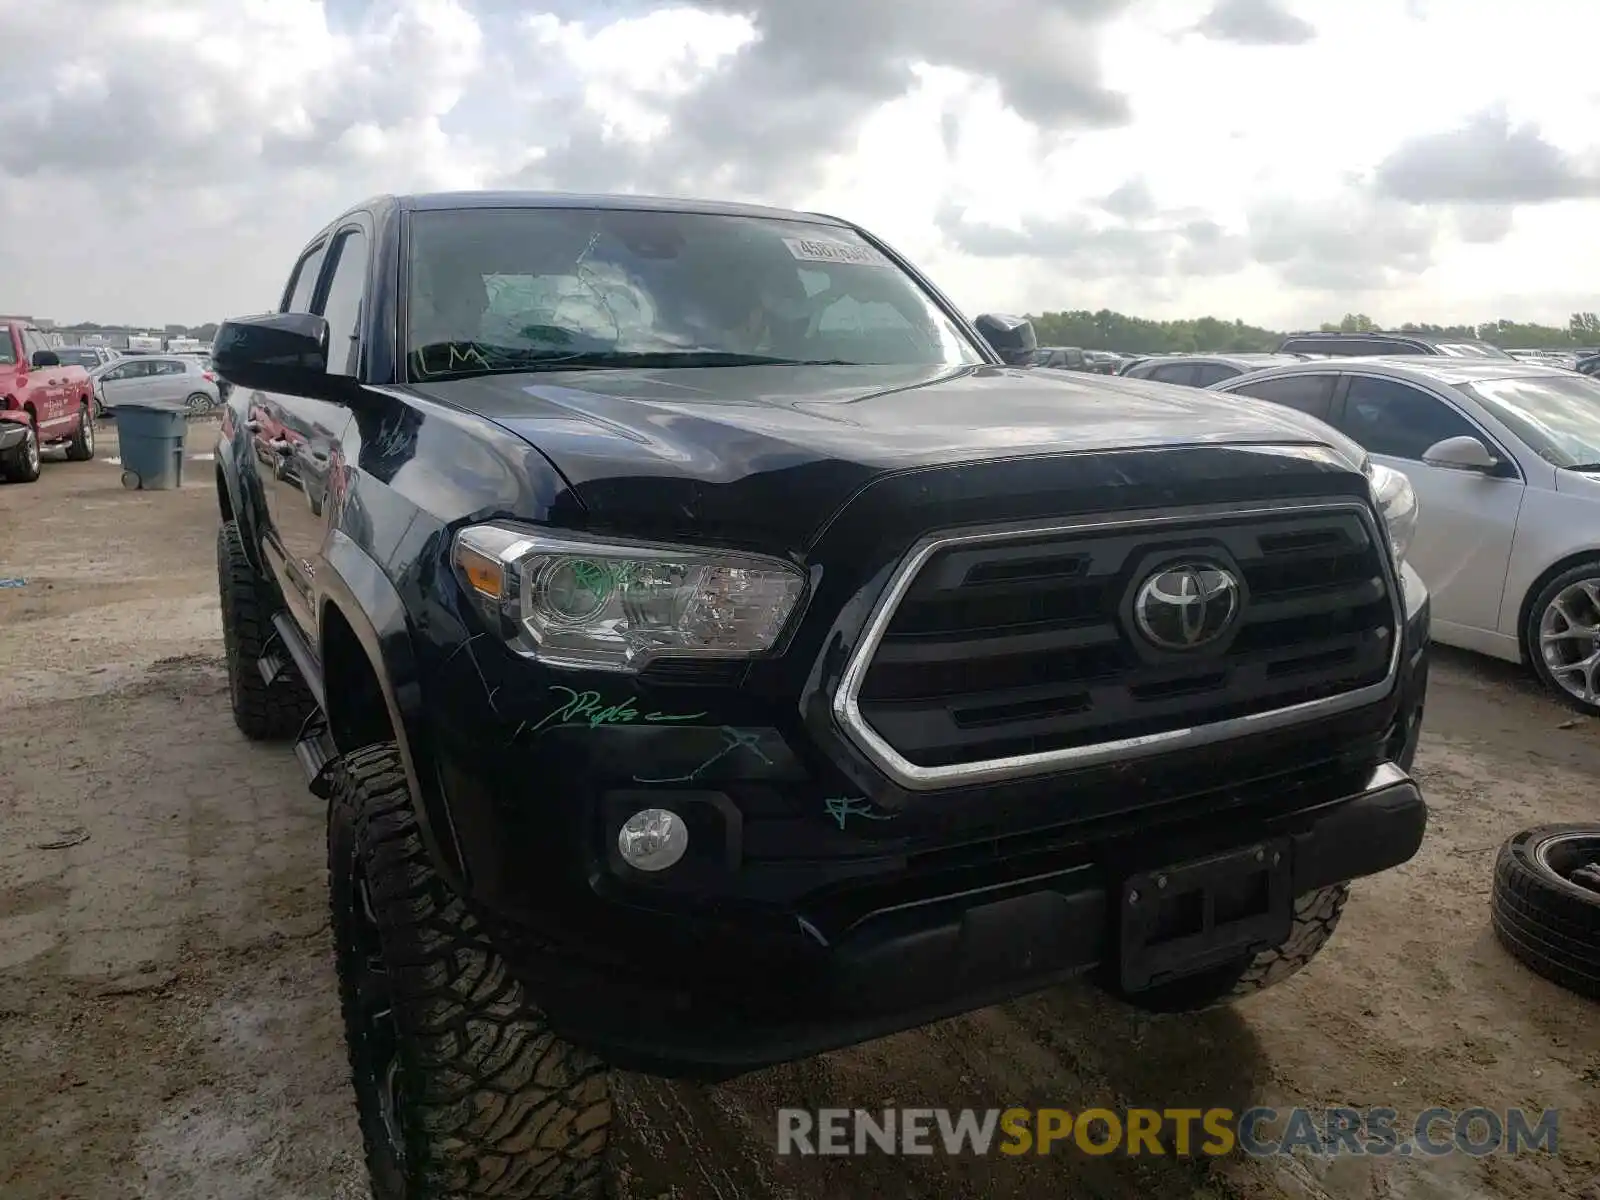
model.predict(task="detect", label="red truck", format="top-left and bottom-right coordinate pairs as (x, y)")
top-left (0, 320), bottom-right (96, 483)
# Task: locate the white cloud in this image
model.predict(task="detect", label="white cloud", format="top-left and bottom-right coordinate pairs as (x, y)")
top-left (522, 8), bottom-right (756, 144)
top-left (1, 0), bottom-right (1598, 332)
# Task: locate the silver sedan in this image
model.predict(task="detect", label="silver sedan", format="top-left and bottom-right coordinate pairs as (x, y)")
top-left (1210, 356), bottom-right (1600, 714)
top-left (88, 354), bottom-right (222, 418)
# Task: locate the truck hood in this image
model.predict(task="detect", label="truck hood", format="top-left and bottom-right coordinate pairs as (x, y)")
top-left (406, 363), bottom-right (1360, 546)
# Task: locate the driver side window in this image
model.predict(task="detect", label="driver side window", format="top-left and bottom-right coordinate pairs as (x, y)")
top-left (1338, 376), bottom-right (1482, 461)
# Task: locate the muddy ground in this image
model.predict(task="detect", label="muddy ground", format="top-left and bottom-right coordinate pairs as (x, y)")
top-left (1, 423), bottom-right (1596, 1200)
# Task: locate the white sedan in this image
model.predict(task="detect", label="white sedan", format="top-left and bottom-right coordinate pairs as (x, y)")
top-left (1210, 357), bottom-right (1600, 715)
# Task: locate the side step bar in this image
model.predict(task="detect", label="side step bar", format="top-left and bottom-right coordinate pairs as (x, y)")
top-left (270, 612), bottom-right (327, 711)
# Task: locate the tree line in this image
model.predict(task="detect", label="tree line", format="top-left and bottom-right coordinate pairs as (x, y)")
top-left (1029, 310), bottom-right (1600, 354)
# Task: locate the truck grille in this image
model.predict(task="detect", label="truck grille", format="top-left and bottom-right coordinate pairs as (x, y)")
top-left (838, 501), bottom-right (1400, 788)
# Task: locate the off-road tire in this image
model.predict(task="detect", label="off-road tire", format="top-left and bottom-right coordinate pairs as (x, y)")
top-left (0, 418), bottom-right (40, 483)
top-left (328, 744), bottom-right (613, 1199)
top-left (217, 520), bottom-right (314, 740)
top-left (1109, 884), bottom-right (1349, 1014)
top-left (65, 402), bottom-right (95, 461)
top-left (1491, 823), bottom-right (1600, 1000)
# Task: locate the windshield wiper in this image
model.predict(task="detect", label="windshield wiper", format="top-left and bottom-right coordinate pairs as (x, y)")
top-left (1564, 462), bottom-right (1600, 472)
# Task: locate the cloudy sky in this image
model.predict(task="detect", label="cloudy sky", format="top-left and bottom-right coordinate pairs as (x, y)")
top-left (3, 0), bottom-right (1598, 331)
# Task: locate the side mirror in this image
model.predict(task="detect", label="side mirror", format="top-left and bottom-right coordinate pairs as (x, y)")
top-left (1422, 434), bottom-right (1499, 472)
top-left (31, 349), bottom-right (60, 369)
top-left (212, 312), bottom-right (353, 401)
top-left (973, 313), bottom-right (1037, 366)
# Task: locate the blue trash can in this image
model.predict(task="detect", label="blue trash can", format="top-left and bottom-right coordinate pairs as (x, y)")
top-left (116, 401), bottom-right (189, 491)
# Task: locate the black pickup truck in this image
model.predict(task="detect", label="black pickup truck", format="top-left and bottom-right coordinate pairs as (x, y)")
top-left (211, 192), bottom-right (1430, 1200)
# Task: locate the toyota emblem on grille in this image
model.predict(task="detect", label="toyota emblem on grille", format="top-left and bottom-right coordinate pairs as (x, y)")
top-left (1133, 561), bottom-right (1241, 651)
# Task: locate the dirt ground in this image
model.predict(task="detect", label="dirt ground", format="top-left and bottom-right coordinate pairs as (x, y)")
top-left (1, 423), bottom-right (1596, 1200)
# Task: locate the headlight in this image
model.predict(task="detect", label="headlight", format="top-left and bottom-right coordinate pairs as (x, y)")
top-left (451, 523), bottom-right (807, 672)
top-left (1366, 460), bottom-right (1418, 564)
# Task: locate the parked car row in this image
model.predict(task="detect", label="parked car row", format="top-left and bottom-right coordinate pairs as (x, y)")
top-left (0, 319), bottom-right (225, 485)
top-left (1029, 345), bottom-right (1127, 374)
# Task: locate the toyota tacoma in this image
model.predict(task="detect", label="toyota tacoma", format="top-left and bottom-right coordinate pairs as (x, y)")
top-left (210, 191), bottom-right (1431, 1199)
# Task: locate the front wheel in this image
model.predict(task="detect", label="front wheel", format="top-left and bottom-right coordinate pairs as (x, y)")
top-left (0, 419), bottom-right (41, 483)
top-left (186, 391), bottom-right (212, 416)
top-left (329, 744), bottom-right (613, 1199)
top-left (1525, 561), bottom-right (1600, 717)
top-left (1106, 884), bottom-right (1349, 1014)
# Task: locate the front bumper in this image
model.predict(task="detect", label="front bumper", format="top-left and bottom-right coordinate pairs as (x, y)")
top-left (418, 499), bottom-right (1432, 1080)
top-left (505, 761), bottom-right (1424, 1079)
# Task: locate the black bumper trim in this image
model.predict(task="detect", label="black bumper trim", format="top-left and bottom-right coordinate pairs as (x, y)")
top-left (522, 762), bottom-right (1426, 1080)
top-left (0, 422), bottom-right (26, 452)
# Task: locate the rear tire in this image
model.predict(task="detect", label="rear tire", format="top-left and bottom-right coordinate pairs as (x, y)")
top-left (1108, 884), bottom-right (1349, 1013)
top-left (329, 744), bottom-right (613, 1199)
top-left (65, 402), bottom-right (95, 461)
top-left (186, 391), bottom-right (212, 416)
top-left (217, 520), bottom-right (314, 739)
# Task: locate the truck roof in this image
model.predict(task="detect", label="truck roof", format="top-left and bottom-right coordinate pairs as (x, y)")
top-left (388, 190), bottom-right (849, 226)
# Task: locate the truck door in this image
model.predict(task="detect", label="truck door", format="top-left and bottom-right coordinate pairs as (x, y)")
top-left (256, 237), bottom-right (330, 626)
top-left (20, 328), bottom-right (66, 432)
top-left (271, 223), bottom-right (366, 638)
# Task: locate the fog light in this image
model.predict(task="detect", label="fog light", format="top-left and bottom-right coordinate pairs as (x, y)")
top-left (618, 808), bottom-right (688, 871)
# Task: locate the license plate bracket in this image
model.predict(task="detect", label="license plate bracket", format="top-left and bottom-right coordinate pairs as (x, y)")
top-left (1118, 838), bottom-right (1292, 993)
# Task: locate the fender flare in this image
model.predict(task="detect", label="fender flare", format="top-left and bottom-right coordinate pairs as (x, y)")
top-left (320, 529), bottom-right (466, 886)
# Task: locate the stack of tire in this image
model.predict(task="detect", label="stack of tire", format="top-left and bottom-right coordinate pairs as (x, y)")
top-left (1491, 824), bottom-right (1600, 1000)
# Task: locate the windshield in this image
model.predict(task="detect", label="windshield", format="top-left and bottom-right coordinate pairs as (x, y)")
top-left (1434, 342), bottom-right (1514, 360)
top-left (404, 207), bottom-right (985, 380)
top-left (55, 349), bottom-right (101, 368)
top-left (1462, 374), bottom-right (1600, 468)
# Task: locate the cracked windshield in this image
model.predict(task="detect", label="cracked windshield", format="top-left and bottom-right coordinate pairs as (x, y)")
top-left (406, 207), bottom-right (983, 377)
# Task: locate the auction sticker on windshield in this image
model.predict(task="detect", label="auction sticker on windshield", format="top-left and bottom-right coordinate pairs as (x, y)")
top-left (782, 237), bottom-right (886, 266)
